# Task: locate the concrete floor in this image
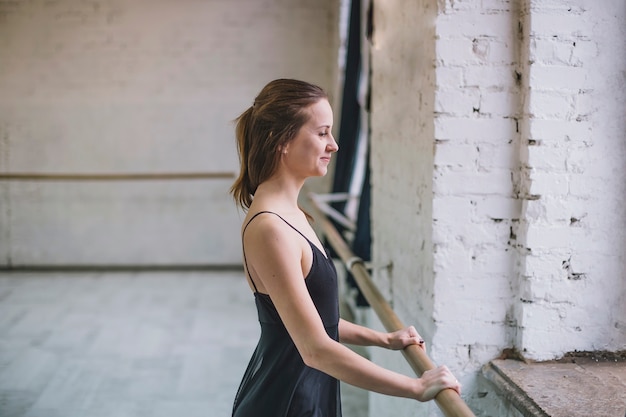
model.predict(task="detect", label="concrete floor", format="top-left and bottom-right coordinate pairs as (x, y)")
top-left (0, 271), bottom-right (368, 417)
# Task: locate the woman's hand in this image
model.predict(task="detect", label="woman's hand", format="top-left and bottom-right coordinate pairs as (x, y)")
top-left (415, 365), bottom-right (462, 402)
top-left (387, 326), bottom-right (425, 350)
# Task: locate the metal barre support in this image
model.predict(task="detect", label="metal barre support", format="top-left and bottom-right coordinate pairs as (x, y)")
top-left (307, 192), bottom-right (476, 417)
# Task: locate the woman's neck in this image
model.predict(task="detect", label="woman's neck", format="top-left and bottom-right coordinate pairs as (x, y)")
top-left (253, 176), bottom-right (304, 212)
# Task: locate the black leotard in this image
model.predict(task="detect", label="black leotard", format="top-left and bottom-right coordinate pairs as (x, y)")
top-left (232, 211), bottom-right (342, 417)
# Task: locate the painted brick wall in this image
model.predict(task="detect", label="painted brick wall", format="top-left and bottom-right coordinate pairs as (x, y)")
top-left (0, 0), bottom-right (339, 266)
top-left (431, 0), bottom-right (522, 374)
top-left (370, 0), bottom-right (625, 415)
top-left (516, 0), bottom-right (626, 360)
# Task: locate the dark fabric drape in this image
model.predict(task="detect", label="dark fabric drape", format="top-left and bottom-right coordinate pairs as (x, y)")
top-left (349, 149), bottom-right (371, 306)
top-left (330, 0), bottom-right (361, 220)
top-left (329, 0), bottom-right (371, 306)
top-left (352, 154), bottom-right (371, 262)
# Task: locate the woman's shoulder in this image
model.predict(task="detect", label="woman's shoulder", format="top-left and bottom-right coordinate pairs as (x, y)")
top-left (242, 211), bottom-right (307, 264)
top-left (243, 210), bottom-right (291, 239)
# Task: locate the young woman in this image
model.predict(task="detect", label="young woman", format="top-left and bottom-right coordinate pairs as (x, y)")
top-left (231, 79), bottom-right (460, 417)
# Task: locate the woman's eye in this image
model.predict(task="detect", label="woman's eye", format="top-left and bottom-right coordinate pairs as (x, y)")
top-left (320, 132), bottom-right (328, 137)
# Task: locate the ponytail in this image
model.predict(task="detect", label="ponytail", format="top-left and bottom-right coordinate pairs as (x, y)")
top-left (230, 106), bottom-right (255, 209)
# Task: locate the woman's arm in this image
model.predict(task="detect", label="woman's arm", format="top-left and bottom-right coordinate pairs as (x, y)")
top-left (244, 216), bottom-right (459, 402)
top-left (339, 318), bottom-right (388, 347)
top-left (339, 319), bottom-right (425, 350)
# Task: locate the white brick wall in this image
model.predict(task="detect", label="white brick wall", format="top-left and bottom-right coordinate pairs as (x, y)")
top-left (431, 1), bottom-right (523, 413)
top-left (0, 0), bottom-right (340, 266)
top-left (371, 0), bottom-right (625, 415)
top-left (518, 0), bottom-right (626, 360)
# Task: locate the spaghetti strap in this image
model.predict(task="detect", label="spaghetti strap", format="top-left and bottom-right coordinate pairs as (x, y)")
top-left (241, 210), bottom-right (319, 294)
top-left (241, 211), bottom-right (274, 293)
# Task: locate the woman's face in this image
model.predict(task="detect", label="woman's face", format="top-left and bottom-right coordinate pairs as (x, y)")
top-left (282, 99), bottom-right (339, 178)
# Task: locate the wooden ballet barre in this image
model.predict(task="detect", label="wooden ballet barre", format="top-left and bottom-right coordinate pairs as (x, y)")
top-left (308, 193), bottom-right (476, 417)
top-left (0, 172), bottom-right (236, 181)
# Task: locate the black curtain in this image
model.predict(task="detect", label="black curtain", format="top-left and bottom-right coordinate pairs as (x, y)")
top-left (330, 0), bottom-right (371, 306)
top-left (331, 0), bottom-right (361, 218)
top-left (350, 149), bottom-right (371, 306)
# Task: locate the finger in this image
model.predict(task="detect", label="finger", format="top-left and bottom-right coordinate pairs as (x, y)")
top-left (452, 380), bottom-right (462, 395)
top-left (405, 326), bottom-right (424, 345)
top-left (407, 336), bottom-right (424, 347)
top-left (447, 371), bottom-right (461, 395)
top-left (414, 328), bottom-right (424, 340)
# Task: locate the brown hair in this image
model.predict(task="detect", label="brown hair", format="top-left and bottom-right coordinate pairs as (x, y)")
top-left (230, 79), bottom-right (329, 210)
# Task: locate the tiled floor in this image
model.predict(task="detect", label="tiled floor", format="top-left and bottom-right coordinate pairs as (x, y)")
top-left (0, 271), bottom-right (367, 417)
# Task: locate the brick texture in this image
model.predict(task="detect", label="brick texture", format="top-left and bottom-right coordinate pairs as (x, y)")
top-left (370, 0), bottom-right (625, 415)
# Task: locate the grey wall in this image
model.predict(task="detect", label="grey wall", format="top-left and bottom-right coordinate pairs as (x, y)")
top-left (0, 0), bottom-right (341, 267)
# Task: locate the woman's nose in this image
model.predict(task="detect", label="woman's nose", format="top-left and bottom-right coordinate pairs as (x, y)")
top-left (328, 135), bottom-right (339, 152)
